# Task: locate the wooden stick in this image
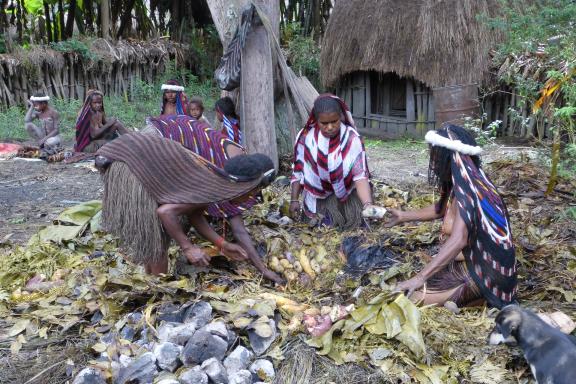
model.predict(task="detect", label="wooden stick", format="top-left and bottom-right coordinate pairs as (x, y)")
top-left (23, 359), bottom-right (66, 384)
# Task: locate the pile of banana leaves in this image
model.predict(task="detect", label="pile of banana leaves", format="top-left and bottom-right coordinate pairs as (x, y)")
top-left (0, 157), bottom-right (574, 384)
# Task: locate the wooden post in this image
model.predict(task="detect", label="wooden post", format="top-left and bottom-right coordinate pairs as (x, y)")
top-left (406, 79), bottom-right (416, 136)
top-left (100, 0), bottom-right (110, 39)
top-left (427, 89), bottom-right (435, 129)
top-left (239, 0), bottom-right (279, 169)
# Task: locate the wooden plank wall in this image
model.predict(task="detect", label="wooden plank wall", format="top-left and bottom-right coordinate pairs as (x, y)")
top-left (337, 72), bottom-right (435, 139)
top-left (337, 71), bottom-right (549, 140)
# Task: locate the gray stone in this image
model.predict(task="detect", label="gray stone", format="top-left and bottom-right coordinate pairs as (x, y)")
top-left (248, 319), bottom-right (277, 355)
top-left (158, 322), bottom-right (197, 346)
top-left (157, 302), bottom-right (184, 323)
top-left (201, 357), bottom-right (228, 384)
top-left (115, 352), bottom-right (158, 384)
top-left (202, 321), bottom-right (228, 341)
top-left (155, 371), bottom-right (179, 383)
top-left (72, 367), bottom-right (106, 384)
top-left (223, 346), bottom-right (253, 375)
top-left (126, 312), bottom-right (143, 324)
top-left (227, 330), bottom-right (237, 348)
top-left (179, 366), bottom-right (209, 384)
top-left (156, 379), bottom-right (179, 384)
top-left (249, 359), bottom-right (275, 381)
top-left (119, 325), bottom-right (136, 341)
top-left (182, 301), bottom-right (212, 328)
top-left (227, 369), bottom-right (252, 384)
top-left (118, 354), bottom-right (133, 368)
top-left (153, 342), bottom-right (182, 372)
top-left (181, 329), bottom-right (228, 366)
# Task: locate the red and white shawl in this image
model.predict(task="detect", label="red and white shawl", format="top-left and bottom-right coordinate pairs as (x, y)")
top-left (291, 95), bottom-right (369, 213)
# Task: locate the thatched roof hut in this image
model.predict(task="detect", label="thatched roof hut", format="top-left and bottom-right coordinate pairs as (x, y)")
top-left (0, 39), bottom-right (191, 108)
top-left (322, 0), bottom-right (500, 89)
top-left (320, 0), bottom-right (502, 137)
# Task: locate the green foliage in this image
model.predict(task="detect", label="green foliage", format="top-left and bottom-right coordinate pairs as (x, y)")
top-left (50, 38), bottom-right (99, 61)
top-left (159, 60), bottom-right (220, 110)
top-left (282, 23), bottom-right (321, 90)
top-left (559, 143), bottom-right (576, 179)
top-left (186, 25), bottom-right (222, 81)
top-left (462, 115), bottom-right (498, 147)
top-left (488, 0), bottom-right (576, 63)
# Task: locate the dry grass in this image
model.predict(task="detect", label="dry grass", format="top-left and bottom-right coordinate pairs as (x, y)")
top-left (321, 0), bottom-right (502, 88)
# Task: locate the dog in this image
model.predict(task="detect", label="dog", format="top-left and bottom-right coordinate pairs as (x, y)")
top-left (488, 305), bottom-right (576, 384)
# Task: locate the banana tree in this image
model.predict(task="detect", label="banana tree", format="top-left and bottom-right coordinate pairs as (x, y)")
top-left (533, 66), bottom-right (576, 194)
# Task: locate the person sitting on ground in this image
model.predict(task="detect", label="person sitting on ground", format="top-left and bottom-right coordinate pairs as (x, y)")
top-left (95, 133), bottom-right (277, 280)
top-left (215, 96), bottom-right (241, 144)
top-left (75, 90), bottom-right (128, 153)
top-left (160, 80), bottom-right (189, 116)
top-left (289, 94), bottom-right (377, 230)
top-left (24, 93), bottom-right (61, 153)
top-left (386, 125), bottom-right (517, 309)
top-left (189, 97), bottom-right (211, 125)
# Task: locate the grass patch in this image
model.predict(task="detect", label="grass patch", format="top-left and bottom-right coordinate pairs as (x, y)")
top-left (364, 138), bottom-right (426, 151)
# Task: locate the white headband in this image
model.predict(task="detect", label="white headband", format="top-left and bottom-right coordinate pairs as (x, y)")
top-left (161, 84), bottom-right (184, 92)
top-left (425, 130), bottom-right (483, 156)
top-left (30, 95), bottom-right (50, 102)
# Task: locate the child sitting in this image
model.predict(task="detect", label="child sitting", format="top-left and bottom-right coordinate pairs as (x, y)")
top-left (189, 97), bottom-right (211, 125)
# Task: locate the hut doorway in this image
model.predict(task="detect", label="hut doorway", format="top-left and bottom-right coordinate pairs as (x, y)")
top-left (335, 71), bottom-right (436, 138)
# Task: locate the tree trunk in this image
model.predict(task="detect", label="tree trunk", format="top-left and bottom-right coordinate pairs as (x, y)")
top-left (206, 0), bottom-right (244, 48)
top-left (100, 0), bottom-right (110, 38)
top-left (57, 0), bottom-right (65, 40)
top-left (170, 0), bottom-right (180, 41)
top-left (546, 127), bottom-right (561, 195)
top-left (74, 5), bottom-right (85, 34)
top-left (117, 0), bottom-right (137, 38)
top-left (16, 0), bottom-right (23, 40)
top-left (239, 0), bottom-right (279, 169)
top-left (84, 0), bottom-right (94, 34)
top-left (65, 0), bottom-right (77, 39)
top-left (43, 1), bottom-right (52, 42)
top-left (0, 0), bottom-right (6, 33)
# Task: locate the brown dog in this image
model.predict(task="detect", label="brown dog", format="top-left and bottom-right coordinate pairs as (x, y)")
top-left (488, 305), bottom-right (576, 384)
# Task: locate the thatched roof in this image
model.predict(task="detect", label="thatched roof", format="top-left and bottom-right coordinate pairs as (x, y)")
top-left (321, 0), bottom-right (502, 88)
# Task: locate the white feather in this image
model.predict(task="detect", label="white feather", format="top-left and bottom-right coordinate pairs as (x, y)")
top-left (425, 130), bottom-right (483, 155)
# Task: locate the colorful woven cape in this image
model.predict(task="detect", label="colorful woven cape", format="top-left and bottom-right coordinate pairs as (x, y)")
top-left (451, 152), bottom-right (517, 308)
top-left (96, 133), bottom-right (261, 205)
top-left (291, 94), bottom-right (369, 214)
top-left (148, 115), bottom-right (257, 217)
top-left (75, 90), bottom-right (103, 152)
top-left (221, 115), bottom-right (242, 144)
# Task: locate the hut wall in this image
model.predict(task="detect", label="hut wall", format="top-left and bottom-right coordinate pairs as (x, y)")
top-left (335, 71), bottom-right (435, 139)
top-left (0, 39), bottom-right (192, 109)
top-left (481, 88), bottom-right (551, 140)
top-left (336, 71), bottom-right (549, 140)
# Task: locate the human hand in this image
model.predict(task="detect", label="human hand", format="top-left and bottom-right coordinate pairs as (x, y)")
top-left (262, 269), bottom-right (286, 285)
top-left (289, 200), bottom-right (301, 219)
top-left (384, 208), bottom-right (404, 228)
top-left (220, 241), bottom-right (248, 261)
top-left (183, 246), bottom-right (210, 267)
top-left (394, 275), bottom-right (425, 298)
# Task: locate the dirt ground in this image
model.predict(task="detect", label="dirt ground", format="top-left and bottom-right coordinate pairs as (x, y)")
top-left (0, 140), bottom-right (543, 245)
